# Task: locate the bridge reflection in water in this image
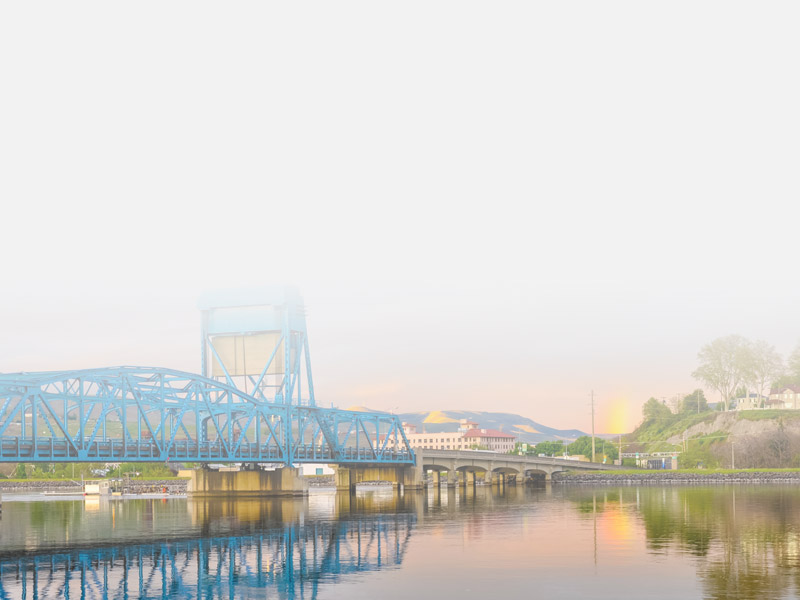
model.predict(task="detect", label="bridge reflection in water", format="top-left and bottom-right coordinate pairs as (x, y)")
top-left (0, 496), bottom-right (416, 600)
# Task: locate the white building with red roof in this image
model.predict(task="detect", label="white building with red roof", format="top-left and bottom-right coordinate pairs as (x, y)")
top-left (401, 420), bottom-right (516, 452)
top-left (461, 428), bottom-right (515, 453)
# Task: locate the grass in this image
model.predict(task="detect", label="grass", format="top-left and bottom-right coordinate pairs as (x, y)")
top-left (736, 410), bottom-right (800, 422)
top-left (565, 468), bottom-right (800, 476)
top-left (632, 411), bottom-right (718, 444)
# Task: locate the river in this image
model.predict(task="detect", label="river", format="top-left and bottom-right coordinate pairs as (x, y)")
top-left (1, 484), bottom-right (799, 599)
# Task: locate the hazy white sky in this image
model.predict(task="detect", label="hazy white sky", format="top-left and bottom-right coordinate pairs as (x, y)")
top-left (1, 2), bottom-right (798, 434)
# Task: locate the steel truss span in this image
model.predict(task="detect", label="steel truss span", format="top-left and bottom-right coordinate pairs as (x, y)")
top-left (0, 367), bottom-right (414, 465)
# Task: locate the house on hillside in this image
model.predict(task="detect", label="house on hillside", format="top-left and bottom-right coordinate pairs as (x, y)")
top-left (733, 393), bottom-right (770, 411)
top-left (769, 385), bottom-right (800, 410)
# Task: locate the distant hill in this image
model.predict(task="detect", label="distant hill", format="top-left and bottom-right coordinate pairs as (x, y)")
top-left (347, 407), bottom-right (588, 444)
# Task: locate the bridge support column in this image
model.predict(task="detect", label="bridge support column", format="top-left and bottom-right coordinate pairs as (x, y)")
top-left (466, 471), bottom-right (476, 488)
top-left (431, 470), bottom-right (441, 488)
top-left (484, 470), bottom-right (493, 486)
top-left (187, 468), bottom-right (308, 497)
top-left (332, 465), bottom-right (424, 492)
top-left (400, 462), bottom-right (424, 491)
top-left (334, 467), bottom-right (353, 493)
top-left (446, 470), bottom-right (458, 488)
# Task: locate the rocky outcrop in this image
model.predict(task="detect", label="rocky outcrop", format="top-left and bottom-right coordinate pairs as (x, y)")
top-left (666, 412), bottom-right (800, 445)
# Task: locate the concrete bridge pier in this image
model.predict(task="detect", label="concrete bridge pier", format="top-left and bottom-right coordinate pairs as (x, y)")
top-left (465, 471), bottom-right (476, 488)
top-left (333, 464), bottom-right (424, 493)
top-left (186, 468), bottom-right (308, 497)
top-left (431, 470), bottom-right (441, 488)
top-left (446, 470), bottom-right (458, 488)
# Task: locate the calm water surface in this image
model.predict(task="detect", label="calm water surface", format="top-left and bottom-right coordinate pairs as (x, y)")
top-left (1, 484), bottom-right (800, 599)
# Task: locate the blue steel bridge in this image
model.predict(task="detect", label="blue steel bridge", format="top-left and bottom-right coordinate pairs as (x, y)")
top-left (0, 288), bottom-right (415, 468)
top-left (0, 367), bottom-right (413, 466)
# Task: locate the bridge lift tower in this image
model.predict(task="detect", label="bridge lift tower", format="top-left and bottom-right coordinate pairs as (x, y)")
top-left (199, 286), bottom-right (316, 406)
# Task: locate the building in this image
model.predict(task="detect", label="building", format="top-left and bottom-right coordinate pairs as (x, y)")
top-left (461, 428), bottom-right (515, 452)
top-left (301, 464), bottom-right (334, 476)
top-left (734, 393), bottom-right (769, 411)
top-left (769, 385), bottom-right (800, 410)
top-left (402, 419), bottom-right (516, 453)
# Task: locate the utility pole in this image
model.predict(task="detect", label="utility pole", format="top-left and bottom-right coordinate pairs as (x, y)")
top-left (590, 390), bottom-right (596, 463)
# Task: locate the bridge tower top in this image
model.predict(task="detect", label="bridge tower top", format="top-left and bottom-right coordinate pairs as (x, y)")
top-left (198, 286), bottom-right (315, 406)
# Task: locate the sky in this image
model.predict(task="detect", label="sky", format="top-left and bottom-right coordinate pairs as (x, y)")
top-left (1, 2), bottom-right (798, 435)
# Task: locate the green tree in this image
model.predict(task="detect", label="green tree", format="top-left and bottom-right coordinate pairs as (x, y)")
top-left (692, 335), bottom-right (753, 411)
top-left (566, 436), bottom-right (618, 462)
top-left (13, 463), bottom-right (27, 479)
top-left (746, 340), bottom-right (784, 401)
top-left (680, 389), bottom-right (708, 414)
top-left (642, 397), bottom-right (673, 422)
top-left (512, 442), bottom-right (533, 455)
top-left (533, 440), bottom-right (565, 456)
top-left (787, 342), bottom-right (800, 382)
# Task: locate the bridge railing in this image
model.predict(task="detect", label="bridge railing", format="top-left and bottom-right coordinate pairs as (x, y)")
top-left (0, 437), bottom-right (415, 464)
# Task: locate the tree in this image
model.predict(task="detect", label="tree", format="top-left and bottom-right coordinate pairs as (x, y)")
top-left (567, 435), bottom-right (618, 462)
top-left (533, 440), bottom-right (565, 456)
top-left (788, 342), bottom-right (800, 381)
top-left (680, 389), bottom-right (708, 414)
top-left (512, 442), bottom-right (534, 455)
top-left (746, 340), bottom-right (784, 402)
top-left (13, 463), bottom-right (27, 479)
top-left (642, 397), bottom-right (672, 422)
top-left (692, 335), bottom-right (752, 411)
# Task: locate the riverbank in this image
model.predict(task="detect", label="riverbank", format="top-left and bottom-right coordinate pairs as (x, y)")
top-left (554, 469), bottom-right (800, 485)
top-left (0, 478), bottom-right (189, 494)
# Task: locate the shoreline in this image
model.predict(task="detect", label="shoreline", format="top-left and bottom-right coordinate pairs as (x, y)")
top-left (554, 470), bottom-right (800, 485)
top-left (0, 479), bottom-right (187, 494)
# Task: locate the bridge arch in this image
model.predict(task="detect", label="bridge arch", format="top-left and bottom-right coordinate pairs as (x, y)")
top-left (490, 465), bottom-right (521, 475)
top-left (422, 462), bottom-right (453, 473)
top-left (456, 465), bottom-right (488, 474)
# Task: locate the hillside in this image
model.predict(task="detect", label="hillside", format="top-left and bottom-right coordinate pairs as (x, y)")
top-left (345, 407), bottom-right (588, 444)
top-left (627, 409), bottom-right (800, 469)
